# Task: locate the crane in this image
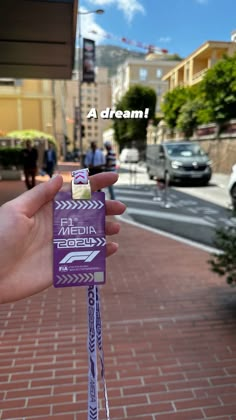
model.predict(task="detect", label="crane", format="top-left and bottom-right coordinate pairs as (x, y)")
top-left (89, 30), bottom-right (168, 54)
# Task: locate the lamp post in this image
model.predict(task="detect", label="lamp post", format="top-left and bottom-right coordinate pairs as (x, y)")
top-left (77, 8), bottom-right (104, 168)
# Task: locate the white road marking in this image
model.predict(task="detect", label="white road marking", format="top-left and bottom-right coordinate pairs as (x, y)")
top-left (116, 215), bottom-right (221, 254)
top-left (123, 207), bottom-right (215, 226)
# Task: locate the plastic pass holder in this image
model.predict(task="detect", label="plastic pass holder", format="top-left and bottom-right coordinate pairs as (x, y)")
top-left (53, 168), bottom-right (106, 288)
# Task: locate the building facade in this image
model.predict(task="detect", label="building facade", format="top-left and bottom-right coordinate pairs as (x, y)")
top-left (54, 67), bottom-right (112, 156)
top-left (163, 40), bottom-right (236, 90)
top-left (111, 55), bottom-right (180, 114)
top-left (0, 78), bottom-right (54, 136)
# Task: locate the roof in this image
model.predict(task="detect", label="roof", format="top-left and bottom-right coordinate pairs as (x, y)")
top-left (0, 0), bottom-right (78, 79)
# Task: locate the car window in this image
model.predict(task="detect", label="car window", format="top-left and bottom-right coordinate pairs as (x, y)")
top-left (165, 144), bottom-right (206, 157)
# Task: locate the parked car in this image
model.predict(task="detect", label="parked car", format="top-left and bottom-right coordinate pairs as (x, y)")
top-left (119, 147), bottom-right (139, 163)
top-left (146, 141), bottom-right (212, 185)
top-left (228, 164), bottom-right (236, 210)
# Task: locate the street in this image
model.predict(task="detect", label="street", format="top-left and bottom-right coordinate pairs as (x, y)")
top-left (0, 164), bottom-right (233, 250)
top-left (114, 165), bottom-right (234, 249)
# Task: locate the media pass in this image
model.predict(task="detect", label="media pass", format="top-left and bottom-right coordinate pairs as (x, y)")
top-left (53, 191), bottom-right (106, 287)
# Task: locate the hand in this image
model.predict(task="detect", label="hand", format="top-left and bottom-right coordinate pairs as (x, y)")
top-left (0, 173), bottom-right (126, 304)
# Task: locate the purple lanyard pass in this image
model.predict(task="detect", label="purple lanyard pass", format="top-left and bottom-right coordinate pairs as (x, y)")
top-left (53, 169), bottom-right (110, 420)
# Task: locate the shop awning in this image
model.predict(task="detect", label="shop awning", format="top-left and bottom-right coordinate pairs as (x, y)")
top-left (0, 0), bottom-right (78, 79)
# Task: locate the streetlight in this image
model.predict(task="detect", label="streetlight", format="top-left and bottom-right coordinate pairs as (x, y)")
top-left (77, 8), bottom-right (104, 168)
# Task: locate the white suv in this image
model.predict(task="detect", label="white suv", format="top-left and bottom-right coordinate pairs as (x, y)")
top-left (228, 164), bottom-right (236, 210)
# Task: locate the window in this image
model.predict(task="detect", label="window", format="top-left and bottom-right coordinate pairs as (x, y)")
top-left (139, 68), bottom-right (148, 81)
top-left (156, 68), bottom-right (163, 78)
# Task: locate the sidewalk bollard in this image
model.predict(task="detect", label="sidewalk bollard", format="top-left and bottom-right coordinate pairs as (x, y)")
top-left (129, 162), bottom-right (137, 187)
top-left (153, 173), bottom-right (171, 208)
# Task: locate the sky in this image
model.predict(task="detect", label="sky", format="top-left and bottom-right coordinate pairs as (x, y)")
top-left (79, 0), bottom-right (236, 58)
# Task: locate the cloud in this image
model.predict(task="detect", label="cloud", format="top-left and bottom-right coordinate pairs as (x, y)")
top-left (159, 36), bottom-right (172, 43)
top-left (76, 8), bottom-right (107, 45)
top-left (86, 0), bottom-right (145, 22)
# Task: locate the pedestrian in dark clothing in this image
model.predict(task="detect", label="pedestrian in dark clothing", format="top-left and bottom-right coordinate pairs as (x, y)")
top-left (43, 144), bottom-right (57, 178)
top-left (22, 140), bottom-right (38, 190)
top-left (104, 141), bottom-right (116, 200)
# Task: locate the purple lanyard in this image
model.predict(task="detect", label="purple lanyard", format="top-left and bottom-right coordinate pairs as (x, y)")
top-left (87, 286), bottom-right (110, 420)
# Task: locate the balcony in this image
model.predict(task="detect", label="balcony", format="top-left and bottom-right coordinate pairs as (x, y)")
top-left (191, 68), bottom-right (208, 84)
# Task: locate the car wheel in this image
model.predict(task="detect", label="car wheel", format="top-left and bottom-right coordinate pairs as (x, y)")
top-left (200, 179), bottom-right (209, 186)
top-left (147, 167), bottom-right (154, 180)
top-left (231, 184), bottom-right (236, 210)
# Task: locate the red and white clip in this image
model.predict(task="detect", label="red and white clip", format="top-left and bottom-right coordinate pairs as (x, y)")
top-left (71, 168), bottom-right (91, 200)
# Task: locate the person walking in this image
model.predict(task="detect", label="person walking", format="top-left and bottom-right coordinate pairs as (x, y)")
top-left (22, 140), bottom-right (38, 189)
top-left (84, 141), bottom-right (105, 175)
top-left (43, 143), bottom-right (57, 178)
top-left (104, 141), bottom-right (117, 200)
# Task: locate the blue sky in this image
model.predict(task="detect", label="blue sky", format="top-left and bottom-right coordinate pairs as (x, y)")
top-left (79, 0), bottom-right (236, 58)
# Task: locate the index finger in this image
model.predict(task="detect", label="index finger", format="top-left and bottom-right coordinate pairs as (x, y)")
top-left (89, 172), bottom-right (118, 192)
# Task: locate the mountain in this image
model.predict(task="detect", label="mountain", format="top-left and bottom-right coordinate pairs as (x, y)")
top-left (75, 45), bottom-right (145, 77)
top-left (75, 45), bottom-right (182, 77)
top-left (96, 45), bottom-right (146, 76)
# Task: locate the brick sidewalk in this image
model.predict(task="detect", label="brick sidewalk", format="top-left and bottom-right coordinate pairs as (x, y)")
top-left (1, 180), bottom-right (236, 419)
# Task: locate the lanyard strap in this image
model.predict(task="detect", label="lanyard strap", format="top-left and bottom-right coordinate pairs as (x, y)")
top-left (95, 287), bottom-right (110, 420)
top-left (88, 285), bottom-right (98, 420)
top-left (87, 286), bottom-right (110, 420)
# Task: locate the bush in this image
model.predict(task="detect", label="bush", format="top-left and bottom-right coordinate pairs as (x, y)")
top-left (7, 129), bottom-right (57, 147)
top-left (208, 226), bottom-right (236, 286)
top-left (0, 147), bottom-right (23, 169)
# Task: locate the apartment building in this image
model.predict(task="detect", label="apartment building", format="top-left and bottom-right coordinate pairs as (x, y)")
top-left (0, 78), bottom-right (54, 136)
top-left (163, 36), bottom-right (236, 90)
top-left (111, 54), bottom-right (180, 114)
top-left (54, 67), bottom-right (112, 155)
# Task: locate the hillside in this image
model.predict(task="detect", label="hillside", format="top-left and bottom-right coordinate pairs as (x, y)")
top-left (96, 45), bottom-right (146, 76)
top-left (74, 45), bottom-right (182, 77)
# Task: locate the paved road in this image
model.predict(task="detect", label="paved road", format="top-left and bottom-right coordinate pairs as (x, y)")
top-left (0, 163), bottom-right (233, 249)
top-left (114, 165), bottom-right (234, 249)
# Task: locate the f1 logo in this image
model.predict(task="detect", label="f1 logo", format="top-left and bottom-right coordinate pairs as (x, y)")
top-left (59, 251), bottom-right (100, 264)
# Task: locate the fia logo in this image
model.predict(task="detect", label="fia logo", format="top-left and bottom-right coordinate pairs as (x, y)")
top-left (59, 266), bottom-right (68, 272)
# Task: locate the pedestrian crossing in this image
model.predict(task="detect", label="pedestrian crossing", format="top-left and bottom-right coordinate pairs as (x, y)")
top-left (113, 185), bottom-right (236, 233)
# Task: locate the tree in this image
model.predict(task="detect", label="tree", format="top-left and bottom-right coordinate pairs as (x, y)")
top-left (161, 86), bottom-right (194, 130)
top-left (199, 53), bottom-right (236, 126)
top-left (113, 85), bottom-right (156, 151)
top-left (177, 97), bottom-right (204, 137)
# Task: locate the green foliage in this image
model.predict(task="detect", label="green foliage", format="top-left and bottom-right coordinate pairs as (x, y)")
top-left (177, 97), bottom-right (205, 137)
top-left (7, 129), bottom-right (56, 146)
top-left (113, 85), bottom-right (156, 150)
top-left (165, 53), bottom-right (183, 61)
top-left (0, 147), bottom-right (23, 169)
top-left (199, 53), bottom-right (236, 124)
top-left (161, 86), bottom-right (196, 130)
top-left (162, 54), bottom-right (236, 132)
top-left (208, 226), bottom-right (236, 286)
